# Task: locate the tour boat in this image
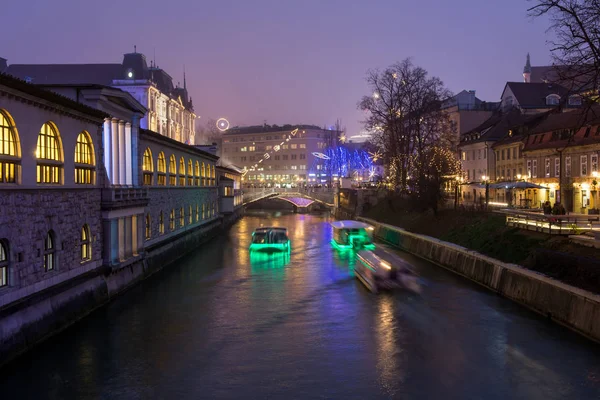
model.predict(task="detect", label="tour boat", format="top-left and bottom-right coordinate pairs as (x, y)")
top-left (330, 220), bottom-right (376, 251)
top-left (249, 227), bottom-right (291, 252)
top-left (354, 249), bottom-right (421, 294)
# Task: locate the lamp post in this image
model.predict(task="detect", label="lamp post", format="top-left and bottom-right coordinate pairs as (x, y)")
top-left (481, 175), bottom-right (490, 209)
top-left (454, 175), bottom-right (462, 210)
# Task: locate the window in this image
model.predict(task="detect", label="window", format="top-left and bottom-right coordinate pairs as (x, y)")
top-left (180, 207), bottom-right (185, 227)
top-left (187, 160), bottom-right (193, 185)
top-left (532, 160), bottom-right (537, 178)
top-left (555, 158), bottom-right (560, 177)
top-left (81, 225), bottom-right (91, 261)
top-left (36, 123), bottom-right (62, 184)
top-left (266, 145), bottom-right (273, 150)
top-left (569, 96), bottom-right (582, 106)
top-left (581, 155), bottom-right (588, 176)
top-left (527, 160), bottom-right (532, 177)
top-left (0, 240), bottom-right (8, 287)
top-left (202, 203), bottom-right (206, 219)
top-left (291, 144), bottom-right (297, 149)
top-left (189, 205), bottom-right (193, 224)
top-left (249, 146), bottom-right (256, 151)
top-left (240, 146), bottom-right (247, 152)
top-left (300, 154), bottom-right (306, 160)
top-left (74, 132), bottom-right (95, 184)
top-left (159, 211), bottom-right (165, 235)
top-left (201, 162), bottom-right (206, 186)
top-left (44, 231), bottom-right (56, 271)
top-left (546, 94), bottom-right (560, 105)
top-left (565, 156), bottom-right (571, 177)
top-left (195, 161), bottom-right (200, 185)
top-left (145, 214), bottom-right (151, 240)
top-left (592, 154), bottom-right (598, 173)
top-left (157, 152), bottom-right (166, 185)
top-left (300, 144), bottom-right (306, 149)
top-left (545, 158), bottom-right (550, 177)
top-left (169, 155), bottom-right (177, 185)
top-left (195, 204), bottom-right (199, 222)
top-left (142, 148), bottom-right (153, 185)
top-left (0, 110), bottom-right (20, 184)
top-left (169, 209), bottom-right (175, 231)
top-left (179, 157), bottom-right (186, 186)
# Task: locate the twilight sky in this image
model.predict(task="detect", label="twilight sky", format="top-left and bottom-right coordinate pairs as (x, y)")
top-left (2, 0), bottom-right (553, 139)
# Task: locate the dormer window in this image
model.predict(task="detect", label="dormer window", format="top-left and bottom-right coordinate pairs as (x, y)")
top-left (568, 95), bottom-right (582, 106)
top-left (546, 94), bottom-right (560, 106)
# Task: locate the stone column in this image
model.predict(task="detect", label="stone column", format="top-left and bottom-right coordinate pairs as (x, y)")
top-left (110, 219), bottom-right (119, 264)
top-left (131, 115), bottom-right (140, 186)
top-left (134, 214), bottom-right (143, 256)
top-left (125, 122), bottom-right (132, 186)
top-left (103, 118), bottom-right (112, 184)
top-left (119, 120), bottom-right (126, 185)
top-left (118, 218), bottom-right (125, 261)
top-left (111, 118), bottom-right (119, 185)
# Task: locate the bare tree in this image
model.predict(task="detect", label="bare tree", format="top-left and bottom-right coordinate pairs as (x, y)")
top-left (358, 59), bottom-right (455, 205)
top-left (196, 118), bottom-right (222, 145)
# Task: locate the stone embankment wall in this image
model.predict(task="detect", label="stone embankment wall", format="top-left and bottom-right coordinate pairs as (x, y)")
top-left (359, 217), bottom-right (600, 343)
top-left (0, 211), bottom-right (243, 367)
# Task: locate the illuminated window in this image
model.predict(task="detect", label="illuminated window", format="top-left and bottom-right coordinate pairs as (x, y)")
top-left (74, 132), bottom-right (95, 184)
top-left (145, 214), bottom-right (151, 240)
top-left (81, 225), bottom-right (91, 261)
top-left (189, 205), bottom-right (193, 224)
top-left (159, 211), bottom-right (165, 235)
top-left (0, 110), bottom-right (20, 184)
top-left (202, 203), bottom-right (206, 219)
top-left (201, 162), bottom-right (206, 186)
top-left (179, 207), bottom-right (185, 227)
top-left (44, 231), bottom-right (56, 271)
top-left (169, 155), bottom-right (176, 185)
top-left (212, 201), bottom-right (216, 216)
top-left (0, 240), bottom-right (8, 287)
top-left (36, 123), bottom-right (62, 184)
top-left (179, 157), bottom-right (186, 186)
top-left (142, 148), bottom-right (153, 185)
top-left (195, 204), bottom-right (199, 222)
top-left (195, 161), bottom-right (200, 185)
top-left (157, 152), bottom-right (166, 185)
top-left (169, 209), bottom-right (175, 231)
top-left (188, 159), bottom-right (193, 185)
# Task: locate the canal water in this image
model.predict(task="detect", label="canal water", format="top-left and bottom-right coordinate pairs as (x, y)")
top-left (1, 211), bottom-right (600, 399)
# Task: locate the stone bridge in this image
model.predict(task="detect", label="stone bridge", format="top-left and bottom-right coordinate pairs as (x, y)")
top-left (242, 188), bottom-right (335, 209)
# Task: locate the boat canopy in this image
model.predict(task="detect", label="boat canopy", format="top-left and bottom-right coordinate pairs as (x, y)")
top-left (330, 220), bottom-right (372, 230)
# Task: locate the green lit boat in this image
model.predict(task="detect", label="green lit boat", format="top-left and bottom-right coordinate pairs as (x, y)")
top-left (249, 227), bottom-right (291, 253)
top-left (330, 220), bottom-right (376, 251)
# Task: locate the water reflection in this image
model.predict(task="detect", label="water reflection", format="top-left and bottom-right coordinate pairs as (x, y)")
top-left (374, 295), bottom-right (404, 397)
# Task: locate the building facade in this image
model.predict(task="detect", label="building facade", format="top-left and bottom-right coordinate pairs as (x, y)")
top-left (220, 125), bottom-right (337, 187)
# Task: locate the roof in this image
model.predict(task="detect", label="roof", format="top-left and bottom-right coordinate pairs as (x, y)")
top-left (330, 220), bottom-right (372, 229)
top-left (0, 73), bottom-right (109, 120)
top-left (140, 129), bottom-right (219, 160)
top-left (217, 165), bottom-right (242, 175)
top-left (504, 82), bottom-right (570, 109)
top-left (224, 124), bottom-right (325, 135)
top-left (530, 65), bottom-right (596, 92)
top-left (5, 63), bottom-right (122, 85)
top-left (460, 108), bottom-right (544, 146)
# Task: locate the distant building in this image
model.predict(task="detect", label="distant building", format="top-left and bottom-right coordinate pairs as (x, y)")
top-left (441, 90), bottom-right (499, 140)
top-left (4, 49), bottom-right (196, 145)
top-left (220, 125), bottom-right (338, 187)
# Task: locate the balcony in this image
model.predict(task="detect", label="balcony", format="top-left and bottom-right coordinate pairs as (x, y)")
top-left (102, 187), bottom-right (149, 210)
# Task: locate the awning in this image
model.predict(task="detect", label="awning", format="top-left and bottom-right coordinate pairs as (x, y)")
top-left (490, 181), bottom-right (549, 189)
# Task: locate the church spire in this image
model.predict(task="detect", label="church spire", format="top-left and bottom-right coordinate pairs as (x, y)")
top-left (183, 66), bottom-right (187, 90)
top-left (523, 53), bottom-right (532, 83)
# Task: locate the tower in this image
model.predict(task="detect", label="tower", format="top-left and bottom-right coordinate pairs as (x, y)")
top-left (523, 53), bottom-right (532, 83)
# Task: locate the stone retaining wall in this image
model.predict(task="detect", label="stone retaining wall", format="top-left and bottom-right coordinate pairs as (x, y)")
top-left (359, 217), bottom-right (600, 343)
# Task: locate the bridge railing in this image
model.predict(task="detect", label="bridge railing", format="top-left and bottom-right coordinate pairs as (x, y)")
top-left (242, 188), bottom-right (276, 204)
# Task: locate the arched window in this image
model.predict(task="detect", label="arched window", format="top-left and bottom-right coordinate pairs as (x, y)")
top-left (212, 201), bottom-right (216, 216)
top-left (187, 159), bottom-right (193, 186)
top-left (145, 214), bottom-right (151, 240)
top-left (159, 211), bottom-right (165, 235)
top-left (81, 225), bottom-right (91, 261)
top-left (0, 110), bottom-right (20, 184)
top-left (0, 240), bottom-right (8, 287)
top-left (189, 205), bottom-right (193, 224)
top-left (212, 164), bottom-right (216, 180)
top-left (179, 157), bottom-right (186, 186)
top-left (74, 131), bottom-right (95, 184)
top-left (194, 161), bottom-right (200, 186)
top-left (44, 231), bottom-right (56, 271)
top-left (142, 148), bottom-right (153, 185)
top-left (195, 204), bottom-right (199, 222)
top-left (546, 94), bottom-right (560, 106)
top-left (201, 162), bottom-right (206, 186)
top-left (36, 123), bottom-right (63, 184)
top-left (157, 152), bottom-right (166, 186)
top-left (169, 155), bottom-right (176, 185)
top-left (202, 203), bottom-right (206, 219)
top-left (179, 207), bottom-right (185, 227)
top-left (169, 209), bottom-right (175, 231)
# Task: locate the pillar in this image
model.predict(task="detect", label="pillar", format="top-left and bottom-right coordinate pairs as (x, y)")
top-left (119, 120), bottom-right (126, 185)
top-left (125, 122), bottom-right (132, 185)
top-left (118, 217), bottom-right (125, 261)
top-left (125, 216), bottom-right (132, 259)
top-left (103, 118), bottom-right (112, 183)
top-left (131, 115), bottom-right (140, 186)
top-left (110, 219), bottom-right (119, 264)
top-left (111, 118), bottom-right (119, 185)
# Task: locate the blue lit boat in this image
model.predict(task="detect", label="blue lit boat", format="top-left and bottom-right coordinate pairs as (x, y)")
top-left (330, 220), bottom-right (376, 251)
top-left (355, 249), bottom-right (421, 294)
top-left (249, 227), bottom-right (291, 253)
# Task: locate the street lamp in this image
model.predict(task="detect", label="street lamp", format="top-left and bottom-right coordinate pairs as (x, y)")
top-left (454, 175), bottom-right (463, 209)
top-left (481, 175), bottom-right (490, 209)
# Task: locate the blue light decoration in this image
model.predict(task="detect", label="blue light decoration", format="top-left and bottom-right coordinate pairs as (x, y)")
top-left (310, 146), bottom-right (374, 179)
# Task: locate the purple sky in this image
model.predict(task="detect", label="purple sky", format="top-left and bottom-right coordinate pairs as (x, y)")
top-left (2, 0), bottom-right (553, 138)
